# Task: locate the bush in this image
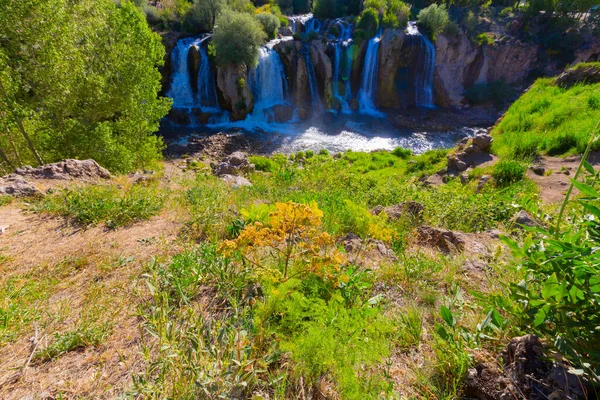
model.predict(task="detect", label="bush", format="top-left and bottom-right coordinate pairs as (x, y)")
top-left (249, 155), bottom-right (277, 172)
top-left (182, 0), bottom-right (225, 33)
top-left (256, 12), bottom-right (280, 39)
top-left (382, 0), bottom-right (410, 28)
top-left (212, 11), bottom-right (266, 67)
top-left (391, 147), bottom-right (412, 159)
top-left (319, 149), bottom-right (329, 156)
top-left (313, 0), bottom-right (344, 18)
top-left (475, 32), bottom-right (495, 46)
top-left (33, 184), bottom-right (165, 229)
top-left (357, 8), bottom-right (379, 37)
top-left (417, 4), bottom-right (449, 41)
top-left (492, 160), bottom-right (526, 187)
top-left (464, 10), bottom-right (477, 32)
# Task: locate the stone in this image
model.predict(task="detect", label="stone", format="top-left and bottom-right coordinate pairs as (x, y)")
top-left (555, 63), bottom-right (600, 88)
top-left (455, 159), bottom-right (468, 171)
top-left (12, 159), bottom-right (110, 181)
top-left (512, 210), bottom-right (537, 228)
top-left (372, 201), bottom-right (424, 221)
top-left (168, 108), bottom-right (191, 125)
top-left (0, 176), bottom-right (43, 197)
top-left (530, 164), bottom-right (545, 175)
top-left (225, 152), bottom-right (249, 167)
top-left (472, 133), bottom-right (493, 150)
top-left (415, 226), bottom-right (465, 253)
top-left (216, 64), bottom-right (254, 121)
top-left (476, 175), bottom-right (491, 192)
top-left (271, 104), bottom-right (294, 123)
top-left (460, 173), bottom-right (469, 184)
top-left (220, 174), bottom-right (252, 187)
top-left (0, 225), bottom-right (8, 234)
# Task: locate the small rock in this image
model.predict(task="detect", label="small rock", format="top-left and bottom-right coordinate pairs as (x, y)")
top-left (460, 173), bottom-right (468, 185)
top-left (0, 176), bottom-right (43, 197)
top-left (476, 175), bottom-right (491, 192)
top-left (0, 225), bottom-right (8, 234)
top-left (220, 174), bottom-right (252, 188)
top-left (455, 159), bottom-right (468, 171)
top-left (530, 164), bottom-right (545, 175)
top-left (472, 133), bottom-right (493, 151)
top-left (512, 210), bottom-right (537, 228)
top-left (12, 159), bottom-right (111, 180)
top-left (416, 226), bottom-right (465, 253)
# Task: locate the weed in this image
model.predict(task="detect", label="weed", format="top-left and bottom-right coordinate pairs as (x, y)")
top-left (34, 324), bottom-right (110, 362)
top-left (492, 160), bottom-right (526, 187)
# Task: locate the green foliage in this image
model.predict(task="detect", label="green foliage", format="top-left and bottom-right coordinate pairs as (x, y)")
top-left (465, 80), bottom-right (515, 106)
top-left (0, 0), bottom-right (171, 173)
top-left (357, 8), bottom-right (380, 37)
top-left (256, 12), bottom-right (280, 39)
top-left (183, 0), bottom-right (225, 32)
top-left (492, 77), bottom-right (600, 159)
top-left (492, 160), bottom-right (526, 187)
top-left (35, 324), bottom-right (110, 362)
top-left (464, 10), bottom-right (478, 32)
top-left (382, 0), bottom-right (411, 28)
top-left (504, 155), bottom-right (600, 383)
top-left (417, 3), bottom-right (449, 41)
top-left (33, 183), bottom-right (165, 229)
top-left (249, 155), bottom-right (278, 172)
top-left (212, 11), bottom-right (266, 67)
top-left (0, 195), bottom-right (12, 207)
top-left (475, 32), bottom-right (495, 46)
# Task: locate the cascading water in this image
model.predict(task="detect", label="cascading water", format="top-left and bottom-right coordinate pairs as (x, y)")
top-left (302, 44), bottom-right (323, 116)
top-left (407, 22), bottom-right (435, 108)
top-left (331, 20), bottom-right (354, 114)
top-left (198, 44), bottom-right (219, 111)
top-left (305, 17), bottom-right (321, 35)
top-left (357, 31), bottom-right (384, 116)
top-left (167, 37), bottom-right (201, 109)
top-left (248, 41), bottom-right (289, 122)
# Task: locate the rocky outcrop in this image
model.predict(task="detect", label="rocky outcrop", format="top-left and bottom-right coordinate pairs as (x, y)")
top-left (447, 132), bottom-right (494, 172)
top-left (415, 225), bottom-right (465, 253)
top-left (377, 29), bottom-right (411, 108)
top-left (213, 152), bottom-right (255, 176)
top-left (434, 33), bottom-right (538, 106)
top-left (188, 45), bottom-right (201, 94)
top-left (555, 63), bottom-right (600, 88)
top-left (0, 176), bottom-right (42, 197)
top-left (274, 39), bottom-right (332, 116)
top-left (216, 64), bottom-right (254, 121)
top-left (372, 201), bottom-right (424, 221)
top-left (13, 159), bottom-right (111, 180)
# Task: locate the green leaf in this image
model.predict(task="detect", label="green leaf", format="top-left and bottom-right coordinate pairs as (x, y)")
top-left (533, 306), bottom-right (549, 327)
top-left (440, 306), bottom-right (455, 327)
top-left (542, 273), bottom-right (560, 300)
top-left (572, 180), bottom-right (600, 199)
top-left (583, 161), bottom-right (595, 175)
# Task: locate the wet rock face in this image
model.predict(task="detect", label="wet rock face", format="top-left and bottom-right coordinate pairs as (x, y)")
top-left (274, 40), bottom-right (332, 112)
top-left (434, 32), bottom-right (538, 106)
top-left (216, 64), bottom-right (254, 121)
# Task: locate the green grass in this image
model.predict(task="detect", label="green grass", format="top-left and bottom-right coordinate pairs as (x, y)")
top-left (492, 77), bottom-right (600, 159)
top-left (34, 324), bottom-right (110, 362)
top-left (32, 183), bottom-right (166, 229)
top-left (0, 195), bottom-right (13, 207)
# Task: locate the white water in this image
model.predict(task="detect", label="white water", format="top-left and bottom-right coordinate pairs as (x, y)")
top-left (248, 41), bottom-right (289, 122)
top-left (358, 32), bottom-right (384, 117)
top-left (167, 37), bottom-right (201, 109)
top-left (303, 44), bottom-right (324, 116)
top-left (198, 45), bottom-right (220, 111)
top-left (331, 20), bottom-right (354, 114)
top-left (408, 22), bottom-right (435, 108)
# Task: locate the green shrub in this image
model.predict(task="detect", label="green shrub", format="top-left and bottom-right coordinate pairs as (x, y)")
top-left (391, 146), bottom-right (412, 159)
top-left (256, 12), bottom-right (280, 39)
top-left (319, 149), bottom-right (329, 156)
top-left (504, 159), bottom-right (600, 383)
top-left (35, 324), bottom-right (110, 362)
top-left (382, 0), bottom-right (410, 28)
top-left (499, 6), bottom-right (513, 16)
top-left (182, 0), bottom-right (224, 33)
top-left (33, 184), bottom-right (165, 229)
top-left (313, 0), bottom-right (344, 18)
top-left (475, 32), bottom-right (495, 46)
top-left (329, 24), bottom-right (341, 37)
top-left (250, 155), bottom-right (277, 172)
top-left (416, 4), bottom-right (449, 41)
top-left (492, 160), bottom-right (526, 187)
top-left (212, 11), bottom-right (266, 67)
top-left (357, 8), bottom-right (379, 38)
top-left (464, 10), bottom-right (477, 32)
top-left (305, 150), bottom-right (315, 158)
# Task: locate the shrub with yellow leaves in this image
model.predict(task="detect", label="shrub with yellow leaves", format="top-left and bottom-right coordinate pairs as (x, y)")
top-left (219, 202), bottom-right (347, 282)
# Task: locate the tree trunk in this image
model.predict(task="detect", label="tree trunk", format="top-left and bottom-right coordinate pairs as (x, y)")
top-left (0, 78), bottom-right (44, 166)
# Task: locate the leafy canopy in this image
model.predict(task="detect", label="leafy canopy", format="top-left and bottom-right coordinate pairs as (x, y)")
top-left (211, 11), bottom-right (266, 67)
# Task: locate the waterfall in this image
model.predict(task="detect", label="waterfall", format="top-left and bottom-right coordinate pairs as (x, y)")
top-left (408, 22), bottom-right (435, 108)
top-left (249, 42), bottom-right (289, 122)
top-left (198, 44), bottom-right (219, 111)
top-left (332, 22), bottom-right (354, 114)
top-left (357, 32), bottom-right (384, 116)
top-left (302, 44), bottom-right (323, 116)
top-left (167, 37), bottom-right (201, 109)
top-left (305, 17), bottom-right (321, 35)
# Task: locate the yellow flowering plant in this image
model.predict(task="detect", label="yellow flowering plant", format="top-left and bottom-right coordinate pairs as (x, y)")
top-left (219, 202), bottom-right (347, 282)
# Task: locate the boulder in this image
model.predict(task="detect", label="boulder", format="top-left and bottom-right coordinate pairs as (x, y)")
top-left (213, 152), bottom-right (254, 176)
top-left (272, 104), bottom-right (294, 123)
top-left (187, 45), bottom-right (201, 92)
top-left (555, 63), bottom-right (600, 88)
top-left (415, 226), bottom-right (465, 253)
top-left (372, 201), bottom-right (424, 221)
top-left (0, 175), bottom-right (42, 197)
top-left (216, 64), bottom-right (254, 121)
top-left (220, 174), bottom-right (252, 187)
top-left (168, 108), bottom-right (191, 125)
top-left (447, 132), bottom-right (494, 172)
top-left (13, 159), bottom-right (111, 181)
top-left (511, 210), bottom-right (537, 228)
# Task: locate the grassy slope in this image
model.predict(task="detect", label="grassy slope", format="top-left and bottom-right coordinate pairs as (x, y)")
top-left (492, 77), bottom-right (600, 160)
